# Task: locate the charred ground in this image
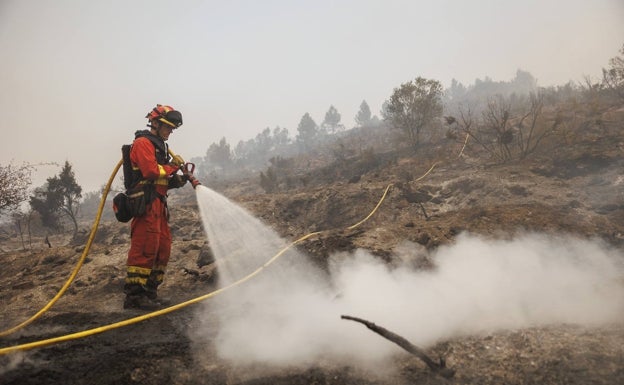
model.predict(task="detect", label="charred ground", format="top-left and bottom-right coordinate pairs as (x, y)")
top-left (1, 105), bottom-right (624, 384)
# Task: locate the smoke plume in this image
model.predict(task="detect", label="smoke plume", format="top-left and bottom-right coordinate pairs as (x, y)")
top-left (192, 186), bottom-right (624, 369)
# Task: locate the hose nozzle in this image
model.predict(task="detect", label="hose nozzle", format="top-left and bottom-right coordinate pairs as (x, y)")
top-left (182, 162), bottom-right (201, 189)
top-left (188, 175), bottom-right (201, 189)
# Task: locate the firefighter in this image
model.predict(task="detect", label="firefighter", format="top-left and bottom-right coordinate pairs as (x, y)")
top-left (123, 104), bottom-right (188, 310)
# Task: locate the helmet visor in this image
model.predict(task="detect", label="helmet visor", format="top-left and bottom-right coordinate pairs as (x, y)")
top-left (160, 110), bottom-right (183, 128)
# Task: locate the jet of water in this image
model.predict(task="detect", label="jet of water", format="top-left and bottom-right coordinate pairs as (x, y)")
top-left (192, 185), bottom-right (624, 369)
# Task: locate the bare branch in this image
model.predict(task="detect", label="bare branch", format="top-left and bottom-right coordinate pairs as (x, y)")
top-left (341, 315), bottom-right (455, 378)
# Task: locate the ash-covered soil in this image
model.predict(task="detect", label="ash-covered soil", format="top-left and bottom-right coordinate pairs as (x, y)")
top-left (1, 113), bottom-right (624, 384)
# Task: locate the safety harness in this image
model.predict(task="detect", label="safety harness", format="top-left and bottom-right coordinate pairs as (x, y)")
top-left (122, 130), bottom-right (171, 190)
top-left (114, 130), bottom-right (172, 223)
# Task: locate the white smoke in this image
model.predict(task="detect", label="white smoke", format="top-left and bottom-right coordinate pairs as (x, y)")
top-left (192, 186), bottom-right (624, 368)
top-left (0, 352), bottom-right (34, 376)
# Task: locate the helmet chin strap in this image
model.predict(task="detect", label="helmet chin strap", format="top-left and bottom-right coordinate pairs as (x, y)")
top-left (147, 121), bottom-right (159, 134)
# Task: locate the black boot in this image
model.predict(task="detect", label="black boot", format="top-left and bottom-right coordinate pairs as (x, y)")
top-left (123, 292), bottom-right (162, 311)
top-left (123, 283), bottom-right (161, 310)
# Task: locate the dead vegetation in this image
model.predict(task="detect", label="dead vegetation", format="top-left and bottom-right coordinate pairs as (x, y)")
top-left (1, 99), bottom-right (623, 384)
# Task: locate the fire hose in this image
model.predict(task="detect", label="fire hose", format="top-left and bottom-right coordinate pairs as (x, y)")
top-left (0, 181), bottom-right (392, 355)
top-left (0, 134), bottom-right (468, 355)
top-left (0, 159), bottom-right (123, 338)
top-left (0, 148), bottom-right (197, 339)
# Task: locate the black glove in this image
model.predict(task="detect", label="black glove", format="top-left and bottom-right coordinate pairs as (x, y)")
top-left (168, 174), bottom-right (187, 189)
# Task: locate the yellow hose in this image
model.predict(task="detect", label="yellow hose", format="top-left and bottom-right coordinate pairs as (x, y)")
top-left (0, 146), bottom-right (186, 339)
top-left (0, 183), bottom-right (390, 355)
top-left (347, 184), bottom-right (393, 230)
top-left (0, 159), bottom-right (123, 338)
top-left (0, 136), bottom-right (468, 354)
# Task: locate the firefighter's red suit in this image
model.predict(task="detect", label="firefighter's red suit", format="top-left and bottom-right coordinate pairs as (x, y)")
top-left (124, 130), bottom-right (182, 297)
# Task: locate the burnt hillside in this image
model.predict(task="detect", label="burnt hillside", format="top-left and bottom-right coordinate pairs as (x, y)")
top-left (1, 102), bottom-right (623, 385)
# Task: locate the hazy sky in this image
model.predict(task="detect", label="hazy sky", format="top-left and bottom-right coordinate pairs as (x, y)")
top-left (1, 0), bottom-right (622, 192)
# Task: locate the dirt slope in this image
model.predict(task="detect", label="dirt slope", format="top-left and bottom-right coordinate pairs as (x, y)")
top-left (1, 113), bottom-right (623, 384)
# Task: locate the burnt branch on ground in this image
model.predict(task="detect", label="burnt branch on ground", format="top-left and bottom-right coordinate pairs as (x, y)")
top-left (341, 314), bottom-right (455, 379)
